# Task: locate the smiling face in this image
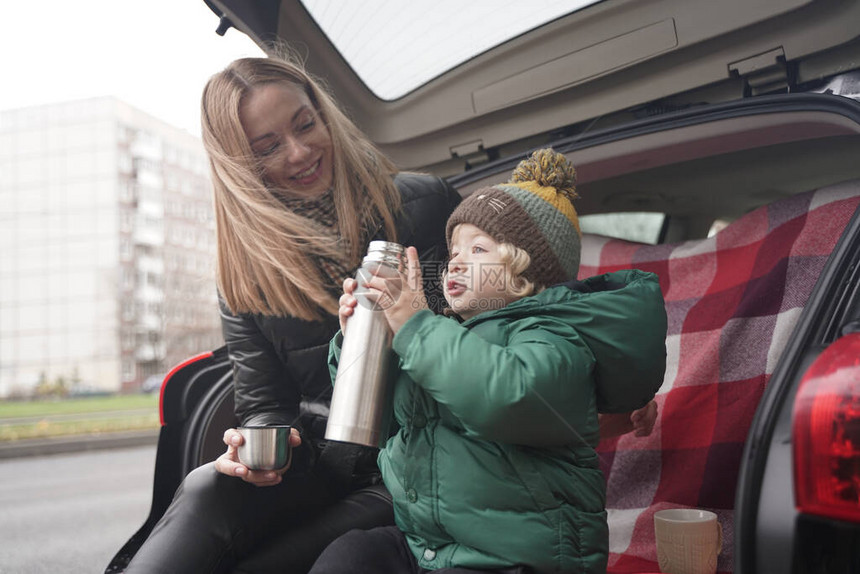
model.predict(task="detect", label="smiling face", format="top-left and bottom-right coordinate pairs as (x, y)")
top-left (239, 82), bottom-right (334, 199)
top-left (444, 223), bottom-right (522, 320)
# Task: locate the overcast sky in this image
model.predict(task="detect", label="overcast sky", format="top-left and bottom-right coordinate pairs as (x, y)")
top-left (2, 1), bottom-right (264, 136)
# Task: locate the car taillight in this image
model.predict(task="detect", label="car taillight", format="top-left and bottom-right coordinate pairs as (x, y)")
top-left (793, 332), bottom-right (860, 523)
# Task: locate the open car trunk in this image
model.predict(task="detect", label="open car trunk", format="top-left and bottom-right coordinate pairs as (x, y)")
top-left (107, 1), bottom-right (860, 572)
top-left (204, 0), bottom-right (860, 178)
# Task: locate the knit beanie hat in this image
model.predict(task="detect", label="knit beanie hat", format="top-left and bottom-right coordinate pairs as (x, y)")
top-left (445, 148), bottom-right (581, 288)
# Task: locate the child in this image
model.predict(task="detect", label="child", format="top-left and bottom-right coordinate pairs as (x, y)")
top-left (314, 149), bottom-right (667, 574)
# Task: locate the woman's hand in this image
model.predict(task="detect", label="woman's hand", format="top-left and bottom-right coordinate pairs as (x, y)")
top-left (338, 277), bottom-right (359, 334)
top-left (213, 427), bottom-right (302, 487)
top-left (365, 246), bottom-right (428, 334)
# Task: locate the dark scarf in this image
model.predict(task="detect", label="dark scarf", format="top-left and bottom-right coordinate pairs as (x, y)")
top-left (279, 189), bottom-right (379, 295)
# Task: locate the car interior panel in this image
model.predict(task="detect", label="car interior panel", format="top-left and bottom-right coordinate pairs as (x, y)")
top-left (217, 0), bottom-right (860, 173)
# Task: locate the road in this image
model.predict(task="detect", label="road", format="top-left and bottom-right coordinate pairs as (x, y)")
top-left (0, 445), bottom-right (156, 574)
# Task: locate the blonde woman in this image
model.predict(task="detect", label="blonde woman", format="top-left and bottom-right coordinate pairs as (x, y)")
top-left (123, 55), bottom-right (460, 574)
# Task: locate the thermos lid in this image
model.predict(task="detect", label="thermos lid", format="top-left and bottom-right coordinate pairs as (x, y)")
top-left (362, 251), bottom-right (405, 271)
top-left (362, 241), bottom-right (406, 272)
top-left (367, 240), bottom-right (405, 253)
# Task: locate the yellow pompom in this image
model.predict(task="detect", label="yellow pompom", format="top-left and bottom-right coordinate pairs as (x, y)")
top-left (509, 148), bottom-right (577, 201)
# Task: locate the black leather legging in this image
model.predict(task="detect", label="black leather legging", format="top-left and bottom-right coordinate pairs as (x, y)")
top-left (123, 461), bottom-right (394, 574)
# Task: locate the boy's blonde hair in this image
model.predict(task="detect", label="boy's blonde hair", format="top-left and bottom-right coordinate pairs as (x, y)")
top-left (497, 242), bottom-right (541, 299)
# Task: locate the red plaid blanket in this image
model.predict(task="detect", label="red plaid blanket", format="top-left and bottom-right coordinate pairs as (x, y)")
top-left (578, 180), bottom-right (860, 573)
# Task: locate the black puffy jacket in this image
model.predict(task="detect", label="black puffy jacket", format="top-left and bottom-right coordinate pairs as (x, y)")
top-left (219, 173), bottom-right (461, 441)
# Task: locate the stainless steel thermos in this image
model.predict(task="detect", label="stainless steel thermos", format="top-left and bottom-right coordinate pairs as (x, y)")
top-left (325, 241), bottom-right (406, 447)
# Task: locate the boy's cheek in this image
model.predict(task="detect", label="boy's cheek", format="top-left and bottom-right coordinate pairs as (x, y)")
top-left (479, 263), bottom-right (508, 293)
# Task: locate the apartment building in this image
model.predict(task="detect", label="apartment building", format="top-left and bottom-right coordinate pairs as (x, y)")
top-left (0, 97), bottom-right (223, 396)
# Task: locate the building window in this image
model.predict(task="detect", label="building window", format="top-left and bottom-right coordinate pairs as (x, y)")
top-left (122, 360), bottom-right (135, 381)
top-left (122, 299), bottom-right (135, 320)
top-left (120, 238), bottom-right (132, 260)
top-left (122, 268), bottom-right (135, 290)
top-left (122, 331), bottom-right (135, 350)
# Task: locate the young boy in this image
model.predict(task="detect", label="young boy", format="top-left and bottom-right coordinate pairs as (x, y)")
top-left (314, 149), bottom-right (667, 574)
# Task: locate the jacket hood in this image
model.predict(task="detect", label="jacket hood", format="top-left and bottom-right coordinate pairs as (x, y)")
top-left (466, 268), bottom-right (668, 413)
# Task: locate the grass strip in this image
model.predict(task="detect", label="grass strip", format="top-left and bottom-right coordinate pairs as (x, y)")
top-left (0, 414), bottom-right (160, 441)
top-left (0, 394), bottom-right (158, 418)
top-left (0, 394), bottom-right (161, 441)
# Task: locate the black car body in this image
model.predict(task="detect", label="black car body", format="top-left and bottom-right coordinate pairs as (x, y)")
top-left (109, 1), bottom-right (860, 572)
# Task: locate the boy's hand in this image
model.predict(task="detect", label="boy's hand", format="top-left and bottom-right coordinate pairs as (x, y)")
top-left (630, 399), bottom-right (658, 437)
top-left (338, 277), bottom-right (359, 334)
top-left (597, 399), bottom-right (658, 440)
top-left (365, 246), bottom-right (428, 334)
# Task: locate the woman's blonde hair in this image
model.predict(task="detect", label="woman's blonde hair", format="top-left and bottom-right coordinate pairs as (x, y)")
top-left (201, 53), bottom-right (401, 321)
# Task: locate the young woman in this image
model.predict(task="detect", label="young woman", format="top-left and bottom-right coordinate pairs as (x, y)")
top-left (123, 54), bottom-right (461, 574)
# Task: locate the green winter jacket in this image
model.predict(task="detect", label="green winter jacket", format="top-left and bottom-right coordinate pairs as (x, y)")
top-left (329, 269), bottom-right (667, 573)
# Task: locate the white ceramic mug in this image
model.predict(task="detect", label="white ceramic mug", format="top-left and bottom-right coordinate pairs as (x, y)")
top-left (654, 508), bottom-right (722, 574)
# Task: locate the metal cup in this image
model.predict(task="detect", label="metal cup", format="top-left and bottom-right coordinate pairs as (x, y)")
top-left (236, 425), bottom-right (292, 470)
